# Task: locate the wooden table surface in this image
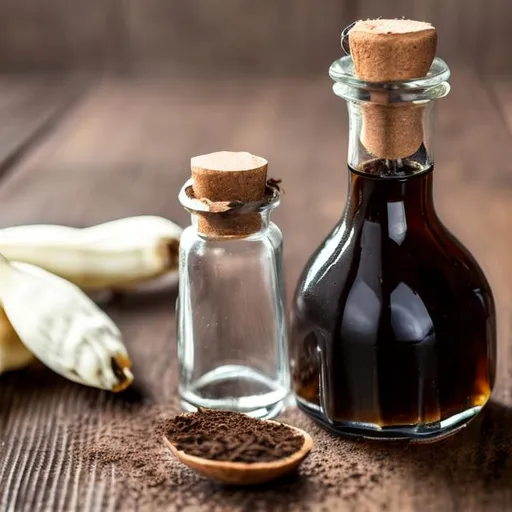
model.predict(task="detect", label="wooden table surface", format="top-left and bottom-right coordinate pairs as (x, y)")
top-left (0, 68), bottom-right (511, 511)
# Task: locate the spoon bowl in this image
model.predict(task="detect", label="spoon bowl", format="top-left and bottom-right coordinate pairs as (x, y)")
top-left (163, 421), bottom-right (313, 486)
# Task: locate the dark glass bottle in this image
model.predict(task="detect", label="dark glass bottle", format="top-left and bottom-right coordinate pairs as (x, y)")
top-left (290, 57), bottom-right (496, 442)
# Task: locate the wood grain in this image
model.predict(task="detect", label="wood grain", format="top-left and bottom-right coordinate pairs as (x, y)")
top-left (0, 76), bottom-right (87, 181)
top-left (0, 0), bottom-right (119, 72)
top-left (124, 0), bottom-right (348, 77)
top-left (0, 71), bottom-right (511, 511)
top-left (490, 76), bottom-right (512, 136)
top-left (0, 0), bottom-right (510, 76)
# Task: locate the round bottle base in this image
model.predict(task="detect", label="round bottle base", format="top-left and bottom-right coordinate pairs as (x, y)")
top-left (180, 365), bottom-right (290, 419)
top-left (296, 397), bottom-right (483, 443)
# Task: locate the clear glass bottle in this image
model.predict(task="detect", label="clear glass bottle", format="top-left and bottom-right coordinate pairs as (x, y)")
top-left (177, 180), bottom-right (290, 419)
top-left (290, 56), bottom-right (497, 441)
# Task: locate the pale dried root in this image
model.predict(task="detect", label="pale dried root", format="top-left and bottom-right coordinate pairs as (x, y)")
top-left (0, 259), bottom-right (134, 392)
top-left (0, 216), bottom-right (182, 291)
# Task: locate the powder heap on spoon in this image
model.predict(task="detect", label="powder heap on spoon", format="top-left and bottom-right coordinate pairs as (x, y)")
top-left (165, 408), bottom-right (305, 463)
top-left (163, 409), bottom-right (314, 486)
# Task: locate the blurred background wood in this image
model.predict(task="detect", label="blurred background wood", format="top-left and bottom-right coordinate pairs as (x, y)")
top-left (0, 74), bottom-right (511, 511)
top-left (0, 1), bottom-right (511, 510)
top-left (0, 0), bottom-right (510, 76)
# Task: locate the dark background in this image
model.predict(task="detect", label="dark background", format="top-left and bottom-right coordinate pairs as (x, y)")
top-left (0, 0), bottom-right (509, 77)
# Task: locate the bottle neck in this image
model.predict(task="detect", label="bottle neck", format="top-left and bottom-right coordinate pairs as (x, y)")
top-left (190, 210), bottom-right (272, 238)
top-left (329, 55), bottom-right (451, 179)
top-left (179, 179), bottom-right (281, 239)
top-left (346, 167), bottom-right (435, 222)
top-left (345, 100), bottom-right (435, 178)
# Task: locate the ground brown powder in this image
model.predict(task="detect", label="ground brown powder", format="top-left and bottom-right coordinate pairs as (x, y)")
top-left (75, 400), bottom-right (391, 512)
top-left (165, 409), bottom-right (304, 462)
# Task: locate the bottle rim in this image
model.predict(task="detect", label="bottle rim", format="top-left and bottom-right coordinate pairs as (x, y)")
top-left (178, 179), bottom-right (281, 217)
top-left (329, 56), bottom-right (451, 104)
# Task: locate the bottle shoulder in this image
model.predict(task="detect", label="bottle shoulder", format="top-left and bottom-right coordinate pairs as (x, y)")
top-left (293, 217), bottom-right (495, 324)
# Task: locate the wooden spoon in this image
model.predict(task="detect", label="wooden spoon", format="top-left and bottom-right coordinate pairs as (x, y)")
top-left (163, 421), bottom-right (313, 486)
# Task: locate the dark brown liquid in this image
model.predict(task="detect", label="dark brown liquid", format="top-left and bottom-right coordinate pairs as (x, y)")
top-left (291, 163), bottom-right (496, 431)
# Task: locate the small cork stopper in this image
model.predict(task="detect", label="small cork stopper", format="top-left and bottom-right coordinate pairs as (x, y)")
top-left (190, 151), bottom-right (268, 237)
top-left (348, 19), bottom-right (437, 160)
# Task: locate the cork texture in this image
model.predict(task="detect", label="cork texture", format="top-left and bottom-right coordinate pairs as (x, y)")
top-left (190, 151), bottom-right (268, 237)
top-left (348, 19), bottom-right (437, 160)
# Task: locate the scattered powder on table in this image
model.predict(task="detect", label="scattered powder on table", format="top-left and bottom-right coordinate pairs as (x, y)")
top-left (165, 409), bottom-right (304, 462)
top-left (74, 402), bottom-right (391, 511)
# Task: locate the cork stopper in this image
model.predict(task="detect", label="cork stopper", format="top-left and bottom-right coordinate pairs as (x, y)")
top-left (190, 151), bottom-right (268, 237)
top-left (348, 19), bottom-right (437, 160)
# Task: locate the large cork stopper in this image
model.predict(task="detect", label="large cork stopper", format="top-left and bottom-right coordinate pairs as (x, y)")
top-left (348, 19), bottom-right (437, 160)
top-left (191, 151), bottom-right (268, 237)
